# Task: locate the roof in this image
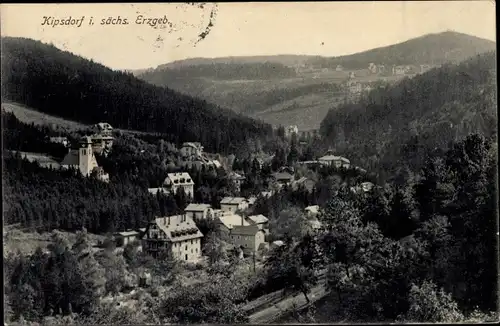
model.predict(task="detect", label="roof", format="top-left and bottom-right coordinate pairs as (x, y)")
top-left (247, 196), bottom-right (257, 205)
top-left (361, 182), bottom-right (375, 192)
top-left (318, 155), bottom-right (350, 163)
top-left (60, 149), bottom-right (80, 167)
top-left (272, 240), bottom-right (285, 246)
top-left (185, 203), bottom-right (212, 212)
top-left (115, 230), bottom-right (140, 237)
top-left (305, 205), bottom-right (320, 214)
top-left (218, 213), bottom-right (249, 230)
top-left (148, 188), bottom-right (170, 195)
top-left (182, 142), bottom-right (202, 149)
top-left (151, 215), bottom-right (203, 242)
top-left (229, 172), bottom-right (245, 180)
top-left (247, 214), bottom-right (268, 225)
top-left (260, 191), bottom-right (273, 198)
top-left (164, 172), bottom-right (194, 186)
top-left (96, 122), bottom-right (113, 130)
top-left (220, 197), bottom-right (247, 205)
top-left (231, 225), bottom-right (261, 236)
top-left (273, 172), bottom-right (294, 181)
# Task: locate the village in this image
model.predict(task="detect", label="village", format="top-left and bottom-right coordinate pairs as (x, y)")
top-left (11, 120), bottom-right (374, 267)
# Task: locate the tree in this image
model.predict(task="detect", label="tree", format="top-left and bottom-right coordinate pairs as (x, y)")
top-left (401, 280), bottom-right (464, 322)
top-left (265, 233), bottom-right (322, 303)
top-left (158, 276), bottom-right (248, 324)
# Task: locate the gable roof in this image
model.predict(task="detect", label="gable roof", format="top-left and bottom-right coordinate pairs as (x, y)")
top-left (220, 197), bottom-right (247, 205)
top-left (273, 172), bottom-right (294, 181)
top-left (231, 225), bottom-right (261, 236)
top-left (185, 203), bottom-right (212, 212)
top-left (247, 214), bottom-right (268, 225)
top-left (164, 172), bottom-right (194, 186)
top-left (218, 213), bottom-right (249, 230)
top-left (305, 205), bottom-right (320, 214)
top-left (60, 149), bottom-right (80, 167)
top-left (115, 230), bottom-right (140, 237)
top-left (150, 215), bottom-right (203, 242)
top-left (318, 155), bottom-right (350, 163)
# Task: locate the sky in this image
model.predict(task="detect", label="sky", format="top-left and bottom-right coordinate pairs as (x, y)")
top-left (1, 1), bottom-right (496, 70)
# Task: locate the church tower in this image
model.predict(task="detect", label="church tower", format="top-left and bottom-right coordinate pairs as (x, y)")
top-left (78, 136), bottom-right (97, 176)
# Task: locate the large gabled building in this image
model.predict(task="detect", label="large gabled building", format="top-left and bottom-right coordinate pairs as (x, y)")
top-left (142, 214), bottom-right (203, 262)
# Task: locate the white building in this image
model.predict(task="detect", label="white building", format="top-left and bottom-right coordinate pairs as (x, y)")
top-left (229, 172), bottom-right (246, 193)
top-left (94, 122), bottom-right (113, 136)
top-left (180, 142), bottom-right (204, 159)
top-left (142, 214), bottom-right (203, 262)
top-left (284, 125), bottom-right (299, 138)
top-left (184, 203), bottom-right (214, 221)
top-left (163, 172), bottom-right (194, 197)
top-left (318, 154), bottom-right (350, 169)
top-left (220, 197), bottom-right (249, 213)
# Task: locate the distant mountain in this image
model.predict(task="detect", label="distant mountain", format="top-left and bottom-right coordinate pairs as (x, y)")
top-left (319, 51), bottom-right (497, 179)
top-left (309, 31), bottom-right (496, 69)
top-left (136, 31), bottom-right (495, 130)
top-left (0, 37), bottom-right (273, 154)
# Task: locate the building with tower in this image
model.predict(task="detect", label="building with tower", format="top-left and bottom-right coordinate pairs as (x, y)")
top-left (60, 136), bottom-right (109, 182)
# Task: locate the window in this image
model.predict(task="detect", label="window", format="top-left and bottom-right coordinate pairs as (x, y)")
top-left (185, 254), bottom-right (188, 261)
top-left (83, 149), bottom-right (86, 155)
top-left (190, 240), bottom-right (193, 245)
top-left (191, 249), bottom-right (193, 253)
top-left (185, 245), bottom-right (188, 251)
top-left (196, 248), bottom-right (198, 253)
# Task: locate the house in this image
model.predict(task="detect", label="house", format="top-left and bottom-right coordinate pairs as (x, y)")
top-left (305, 205), bottom-right (320, 216)
top-left (272, 172), bottom-right (295, 186)
top-left (335, 65), bottom-right (343, 71)
top-left (247, 196), bottom-right (257, 207)
top-left (230, 225), bottom-right (267, 255)
top-left (292, 177), bottom-right (316, 192)
top-left (346, 80), bottom-right (363, 94)
top-left (217, 211), bottom-right (250, 234)
top-left (246, 214), bottom-right (269, 230)
top-left (260, 191), bottom-right (274, 198)
top-left (361, 181), bottom-right (375, 192)
top-left (318, 154), bottom-right (350, 169)
top-left (184, 203), bottom-right (213, 221)
top-left (368, 63), bottom-right (377, 74)
top-left (378, 64), bottom-right (386, 74)
top-left (229, 172), bottom-right (246, 193)
top-left (91, 134), bottom-right (114, 155)
top-left (60, 136), bottom-right (109, 182)
top-left (308, 218), bottom-right (322, 231)
top-left (220, 197), bottom-right (249, 212)
top-left (148, 188), bottom-right (170, 196)
top-left (94, 122), bottom-right (113, 136)
top-left (142, 214), bottom-right (203, 262)
top-left (49, 136), bottom-right (69, 147)
top-left (392, 65), bottom-right (407, 75)
top-left (180, 142), bottom-right (204, 159)
top-left (163, 172), bottom-right (194, 197)
top-left (348, 71), bottom-right (356, 79)
top-left (420, 64), bottom-right (432, 74)
top-left (114, 230), bottom-right (141, 247)
top-left (285, 125), bottom-right (299, 138)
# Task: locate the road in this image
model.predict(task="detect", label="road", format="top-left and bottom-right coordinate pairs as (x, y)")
top-left (248, 281), bottom-right (329, 323)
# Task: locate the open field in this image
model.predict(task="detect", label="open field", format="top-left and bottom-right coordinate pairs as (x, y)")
top-left (3, 224), bottom-right (107, 256)
top-left (2, 101), bottom-right (162, 136)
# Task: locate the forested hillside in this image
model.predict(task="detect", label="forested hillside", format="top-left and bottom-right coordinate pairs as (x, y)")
top-left (0, 37), bottom-right (273, 154)
top-left (141, 62), bottom-right (297, 81)
top-left (320, 51), bottom-right (497, 180)
top-left (309, 31), bottom-right (496, 69)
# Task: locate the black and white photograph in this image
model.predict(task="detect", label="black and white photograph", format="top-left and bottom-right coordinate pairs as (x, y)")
top-left (1, 1), bottom-right (498, 324)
